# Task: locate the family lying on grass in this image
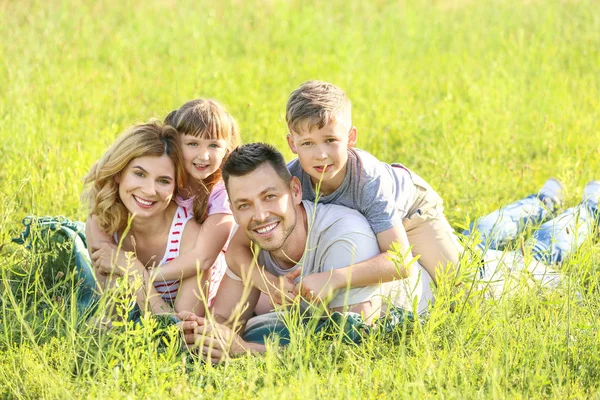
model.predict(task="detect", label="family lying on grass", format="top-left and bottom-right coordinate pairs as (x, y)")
top-left (78, 80), bottom-right (599, 363)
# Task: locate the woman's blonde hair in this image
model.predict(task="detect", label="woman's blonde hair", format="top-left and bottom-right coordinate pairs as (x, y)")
top-left (165, 99), bottom-right (241, 223)
top-left (82, 122), bottom-right (186, 235)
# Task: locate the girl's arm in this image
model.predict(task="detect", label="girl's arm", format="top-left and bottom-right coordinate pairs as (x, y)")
top-left (85, 214), bottom-right (115, 256)
top-left (149, 213), bottom-right (235, 281)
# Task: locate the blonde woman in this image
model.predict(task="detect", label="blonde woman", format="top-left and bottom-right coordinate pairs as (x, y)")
top-left (83, 122), bottom-right (209, 317)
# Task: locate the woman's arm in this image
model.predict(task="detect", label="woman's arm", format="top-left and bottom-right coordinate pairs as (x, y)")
top-left (86, 215), bottom-right (174, 315)
top-left (149, 213), bottom-right (235, 281)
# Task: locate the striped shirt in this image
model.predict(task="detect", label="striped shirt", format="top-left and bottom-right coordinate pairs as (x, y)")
top-left (153, 205), bottom-right (193, 302)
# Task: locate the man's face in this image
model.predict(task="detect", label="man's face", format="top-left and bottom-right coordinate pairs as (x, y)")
top-left (227, 163), bottom-right (303, 252)
top-left (286, 119), bottom-right (357, 191)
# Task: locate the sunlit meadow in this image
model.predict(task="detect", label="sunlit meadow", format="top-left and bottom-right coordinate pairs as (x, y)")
top-left (1, 0), bottom-right (599, 398)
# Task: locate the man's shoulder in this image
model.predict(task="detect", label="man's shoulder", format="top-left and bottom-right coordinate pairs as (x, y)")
top-left (305, 201), bottom-right (373, 236)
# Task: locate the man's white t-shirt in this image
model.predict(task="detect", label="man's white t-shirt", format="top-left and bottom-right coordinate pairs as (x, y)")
top-left (229, 200), bottom-right (434, 315)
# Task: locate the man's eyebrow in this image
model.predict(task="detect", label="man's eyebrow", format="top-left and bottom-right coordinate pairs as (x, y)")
top-left (232, 187), bottom-right (279, 204)
top-left (259, 187), bottom-right (279, 195)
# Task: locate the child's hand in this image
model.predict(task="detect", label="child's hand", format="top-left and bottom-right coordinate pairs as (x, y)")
top-left (294, 271), bottom-right (340, 304)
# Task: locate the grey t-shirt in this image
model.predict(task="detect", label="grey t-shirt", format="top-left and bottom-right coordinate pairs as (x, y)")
top-left (256, 200), bottom-right (434, 314)
top-left (258, 201), bottom-right (381, 309)
top-left (287, 148), bottom-right (416, 235)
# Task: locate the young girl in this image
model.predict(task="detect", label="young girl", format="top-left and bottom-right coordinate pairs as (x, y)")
top-left (84, 122), bottom-right (207, 316)
top-left (87, 99), bottom-right (240, 318)
top-left (157, 98), bottom-right (241, 307)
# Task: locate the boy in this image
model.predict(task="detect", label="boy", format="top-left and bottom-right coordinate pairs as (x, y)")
top-left (284, 80), bottom-right (463, 291)
top-left (226, 81), bottom-right (460, 307)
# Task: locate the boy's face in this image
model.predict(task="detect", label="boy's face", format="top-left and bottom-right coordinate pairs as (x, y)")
top-left (287, 119), bottom-right (357, 192)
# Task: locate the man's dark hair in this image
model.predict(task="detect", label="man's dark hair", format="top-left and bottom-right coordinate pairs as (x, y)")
top-left (222, 143), bottom-right (292, 188)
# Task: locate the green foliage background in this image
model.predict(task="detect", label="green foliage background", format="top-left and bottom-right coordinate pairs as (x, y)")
top-left (1, 0), bottom-right (599, 398)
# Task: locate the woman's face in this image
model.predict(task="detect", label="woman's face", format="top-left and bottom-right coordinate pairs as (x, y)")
top-left (116, 154), bottom-right (176, 218)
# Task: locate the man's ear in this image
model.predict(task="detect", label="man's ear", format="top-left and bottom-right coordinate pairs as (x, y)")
top-left (290, 176), bottom-right (302, 204)
top-left (286, 134), bottom-right (298, 154)
top-left (348, 126), bottom-right (358, 148)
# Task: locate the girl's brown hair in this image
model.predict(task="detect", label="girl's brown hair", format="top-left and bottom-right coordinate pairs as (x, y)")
top-left (165, 99), bottom-right (241, 223)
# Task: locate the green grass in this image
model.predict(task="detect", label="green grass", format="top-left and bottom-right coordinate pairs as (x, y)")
top-left (1, 0), bottom-right (599, 398)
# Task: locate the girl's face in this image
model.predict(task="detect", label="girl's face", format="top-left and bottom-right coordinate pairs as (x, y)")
top-left (116, 154), bottom-right (176, 218)
top-left (180, 135), bottom-right (228, 181)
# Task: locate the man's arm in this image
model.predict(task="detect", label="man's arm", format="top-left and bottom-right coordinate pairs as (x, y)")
top-left (179, 312), bottom-right (266, 364)
top-left (225, 229), bottom-right (297, 307)
top-left (210, 273), bottom-right (261, 329)
top-left (178, 272), bottom-right (265, 364)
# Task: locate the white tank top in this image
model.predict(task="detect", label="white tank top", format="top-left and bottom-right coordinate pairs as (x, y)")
top-left (113, 205), bottom-right (192, 303)
top-left (153, 205), bottom-right (193, 301)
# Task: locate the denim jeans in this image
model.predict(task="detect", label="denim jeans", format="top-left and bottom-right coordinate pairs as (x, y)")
top-left (467, 194), bottom-right (598, 264)
top-left (530, 201), bottom-right (599, 264)
top-left (466, 193), bottom-right (598, 297)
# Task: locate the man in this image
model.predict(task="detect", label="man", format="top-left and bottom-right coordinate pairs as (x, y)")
top-left (179, 143), bottom-right (434, 362)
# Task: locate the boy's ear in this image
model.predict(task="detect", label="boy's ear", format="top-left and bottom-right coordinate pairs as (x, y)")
top-left (286, 134), bottom-right (298, 154)
top-left (347, 126), bottom-right (358, 148)
top-left (290, 176), bottom-right (302, 204)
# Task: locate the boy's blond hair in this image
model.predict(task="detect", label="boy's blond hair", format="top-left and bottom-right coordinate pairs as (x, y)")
top-left (286, 80), bottom-right (352, 133)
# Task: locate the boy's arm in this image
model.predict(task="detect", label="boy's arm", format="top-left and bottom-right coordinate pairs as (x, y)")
top-left (296, 225), bottom-right (413, 303)
top-left (226, 229), bottom-right (297, 307)
top-left (150, 213), bottom-right (235, 281)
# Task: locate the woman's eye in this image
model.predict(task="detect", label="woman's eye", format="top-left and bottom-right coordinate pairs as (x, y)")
top-left (134, 171), bottom-right (144, 177)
